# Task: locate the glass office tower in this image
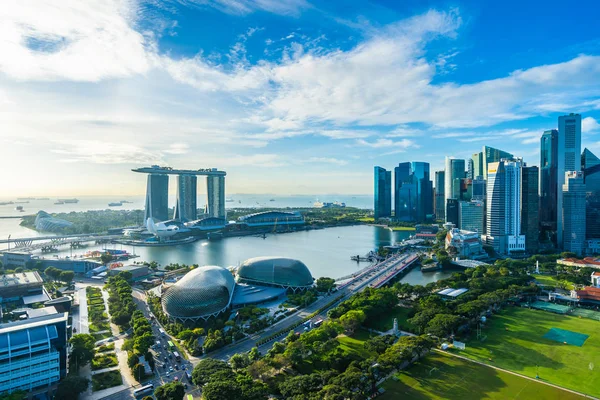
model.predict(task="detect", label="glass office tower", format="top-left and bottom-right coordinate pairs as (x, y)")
top-left (562, 171), bottom-right (586, 254)
top-left (411, 161), bottom-right (433, 222)
top-left (582, 148), bottom-right (600, 240)
top-left (206, 175), bottom-right (226, 219)
top-left (444, 158), bottom-right (465, 221)
top-left (540, 129), bottom-right (558, 231)
top-left (434, 171), bottom-right (445, 220)
top-left (557, 114), bottom-right (582, 247)
top-left (522, 165), bottom-right (539, 253)
top-left (374, 166), bottom-right (392, 219)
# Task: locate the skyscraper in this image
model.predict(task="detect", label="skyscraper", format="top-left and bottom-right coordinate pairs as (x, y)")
top-left (374, 166), bottom-right (392, 219)
top-left (467, 158), bottom-right (474, 180)
top-left (411, 161), bottom-right (433, 222)
top-left (434, 171), bottom-right (445, 220)
top-left (394, 162), bottom-right (412, 217)
top-left (444, 158), bottom-right (465, 220)
top-left (582, 148), bottom-right (600, 240)
top-left (557, 114), bottom-right (582, 247)
top-left (472, 176), bottom-right (486, 201)
top-left (472, 152), bottom-right (484, 179)
top-left (144, 173), bottom-right (169, 222)
top-left (459, 200), bottom-right (484, 234)
top-left (396, 182), bottom-right (417, 221)
top-left (481, 146), bottom-right (514, 180)
top-left (522, 165), bottom-right (539, 253)
top-left (562, 171), bottom-right (586, 254)
top-left (174, 175), bottom-right (198, 221)
top-left (206, 175), bottom-right (226, 219)
top-left (486, 158), bottom-right (525, 254)
top-left (446, 198), bottom-right (459, 227)
top-left (540, 129), bottom-right (558, 231)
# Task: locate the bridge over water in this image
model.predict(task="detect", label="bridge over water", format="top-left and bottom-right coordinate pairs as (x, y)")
top-left (0, 234), bottom-right (122, 253)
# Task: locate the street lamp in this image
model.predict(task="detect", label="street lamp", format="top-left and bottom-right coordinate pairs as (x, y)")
top-left (7, 234), bottom-right (10, 252)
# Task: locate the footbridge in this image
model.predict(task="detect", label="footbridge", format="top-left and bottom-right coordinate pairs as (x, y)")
top-left (0, 234), bottom-right (122, 253)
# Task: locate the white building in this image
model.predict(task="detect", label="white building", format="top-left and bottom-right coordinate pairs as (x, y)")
top-left (445, 228), bottom-right (485, 259)
top-left (556, 114), bottom-right (582, 247)
top-left (562, 171), bottom-right (586, 254)
top-left (486, 158), bottom-right (526, 254)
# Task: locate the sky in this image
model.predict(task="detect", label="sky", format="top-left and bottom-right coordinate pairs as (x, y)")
top-left (1, 0), bottom-right (599, 197)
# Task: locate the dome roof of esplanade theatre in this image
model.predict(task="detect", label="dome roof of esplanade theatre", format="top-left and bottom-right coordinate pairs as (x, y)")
top-left (161, 266), bottom-right (235, 321)
top-left (236, 257), bottom-right (314, 289)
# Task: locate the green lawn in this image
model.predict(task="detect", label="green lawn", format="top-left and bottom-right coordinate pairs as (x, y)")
top-left (89, 321), bottom-right (110, 333)
top-left (92, 370), bottom-right (122, 391)
top-left (93, 331), bottom-right (113, 341)
top-left (91, 354), bottom-right (118, 370)
top-left (365, 306), bottom-right (415, 333)
top-left (390, 226), bottom-right (416, 231)
top-left (380, 352), bottom-right (584, 399)
top-left (459, 307), bottom-right (600, 398)
top-left (531, 274), bottom-right (574, 290)
top-left (337, 329), bottom-right (374, 359)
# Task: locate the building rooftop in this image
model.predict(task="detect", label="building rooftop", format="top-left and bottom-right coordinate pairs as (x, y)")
top-left (132, 166), bottom-right (226, 176)
top-left (0, 310), bottom-right (67, 334)
top-left (437, 287), bottom-right (469, 298)
top-left (231, 283), bottom-right (287, 306)
top-left (0, 271), bottom-right (43, 288)
top-left (22, 290), bottom-right (51, 305)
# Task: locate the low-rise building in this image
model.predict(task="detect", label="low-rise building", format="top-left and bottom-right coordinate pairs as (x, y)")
top-left (1, 252), bottom-right (32, 269)
top-left (107, 265), bottom-right (150, 281)
top-left (237, 211), bottom-right (304, 228)
top-left (0, 271), bottom-right (44, 304)
top-left (445, 228), bottom-right (485, 259)
top-left (0, 307), bottom-right (68, 395)
top-left (557, 257), bottom-right (600, 269)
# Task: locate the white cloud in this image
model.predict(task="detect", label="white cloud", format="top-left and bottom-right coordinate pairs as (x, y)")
top-left (304, 157), bottom-right (348, 166)
top-left (174, 0), bottom-right (310, 16)
top-left (583, 116), bottom-right (600, 133)
top-left (0, 1), bottom-right (153, 81)
top-left (51, 140), bottom-right (163, 164)
top-left (164, 143), bottom-right (190, 154)
top-left (356, 138), bottom-right (418, 149)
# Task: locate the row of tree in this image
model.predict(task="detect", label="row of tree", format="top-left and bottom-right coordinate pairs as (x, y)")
top-left (44, 267), bottom-right (74, 284)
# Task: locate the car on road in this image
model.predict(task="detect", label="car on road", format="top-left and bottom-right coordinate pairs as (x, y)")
top-left (169, 367), bottom-right (174, 372)
top-left (175, 365), bottom-right (179, 370)
top-left (166, 372), bottom-right (170, 377)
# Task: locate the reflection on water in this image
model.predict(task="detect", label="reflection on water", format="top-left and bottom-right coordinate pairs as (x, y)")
top-left (1, 221), bottom-right (457, 284)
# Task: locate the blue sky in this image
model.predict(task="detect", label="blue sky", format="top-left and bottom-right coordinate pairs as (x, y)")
top-left (1, 0), bottom-right (599, 196)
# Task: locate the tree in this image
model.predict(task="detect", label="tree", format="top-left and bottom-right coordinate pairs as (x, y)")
top-left (425, 314), bottom-right (464, 337)
top-left (202, 381), bottom-right (242, 400)
top-left (192, 359), bottom-right (232, 386)
top-left (339, 310), bottom-right (366, 333)
top-left (59, 270), bottom-right (75, 284)
top-left (229, 353), bottom-right (251, 370)
top-left (248, 347), bottom-right (260, 361)
top-left (100, 253), bottom-right (113, 265)
top-left (55, 376), bottom-right (89, 400)
top-left (133, 363), bottom-right (146, 381)
top-left (44, 266), bottom-right (61, 281)
top-left (69, 334), bottom-right (96, 370)
top-left (0, 391), bottom-right (27, 400)
top-left (154, 381), bottom-right (184, 400)
top-left (316, 277), bottom-right (336, 293)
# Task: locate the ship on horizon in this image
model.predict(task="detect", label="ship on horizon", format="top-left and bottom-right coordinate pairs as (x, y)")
top-left (58, 198), bottom-right (79, 203)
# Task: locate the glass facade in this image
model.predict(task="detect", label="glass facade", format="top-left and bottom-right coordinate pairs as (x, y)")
top-left (444, 158), bottom-right (465, 221)
top-left (434, 171), bottom-right (445, 220)
top-left (0, 312), bottom-right (68, 395)
top-left (557, 114), bottom-right (582, 247)
top-left (394, 162), bottom-right (411, 218)
top-left (562, 171), bottom-right (586, 254)
top-left (458, 200), bottom-right (484, 234)
top-left (445, 198), bottom-right (459, 227)
top-left (482, 146), bottom-right (513, 180)
top-left (145, 174), bottom-right (169, 222)
top-left (374, 167), bottom-right (392, 219)
top-left (174, 175), bottom-right (197, 222)
top-left (486, 159), bottom-right (525, 254)
top-left (411, 162), bottom-right (433, 222)
top-left (583, 148), bottom-right (600, 239)
top-left (522, 165), bottom-right (539, 253)
top-left (206, 175), bottom-right (226, 219)
top-left (540, 129), bottom-right (558, 231)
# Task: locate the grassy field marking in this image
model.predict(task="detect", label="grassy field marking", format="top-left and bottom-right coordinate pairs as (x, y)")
top-left (380, 352), bottom-right (585, 400)
top-left (459, 307), bottom-right (600, 398)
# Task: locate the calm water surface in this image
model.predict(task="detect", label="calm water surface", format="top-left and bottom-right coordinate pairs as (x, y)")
top-left (0, 221), bottom-right (455, 283)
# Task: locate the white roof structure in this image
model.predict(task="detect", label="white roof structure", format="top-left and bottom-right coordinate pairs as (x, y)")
top-left (437, 288), bottom-right (469, 298)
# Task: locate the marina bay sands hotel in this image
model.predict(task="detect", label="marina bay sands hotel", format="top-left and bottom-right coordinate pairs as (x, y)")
top-left (132, 165), bottom-right (226, 222)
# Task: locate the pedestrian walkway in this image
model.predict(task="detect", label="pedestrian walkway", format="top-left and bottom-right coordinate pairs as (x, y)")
top-left (90, 366), bottom-right (119, 375)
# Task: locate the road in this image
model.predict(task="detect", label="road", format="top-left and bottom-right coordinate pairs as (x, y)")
top-left (102, 252), bottom-right (418, 399)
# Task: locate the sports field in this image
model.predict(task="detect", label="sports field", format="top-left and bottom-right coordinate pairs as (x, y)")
top-left (460, 307), bottom-right (600, 398)
top-left (380, 352), bottom-right (584, 399)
